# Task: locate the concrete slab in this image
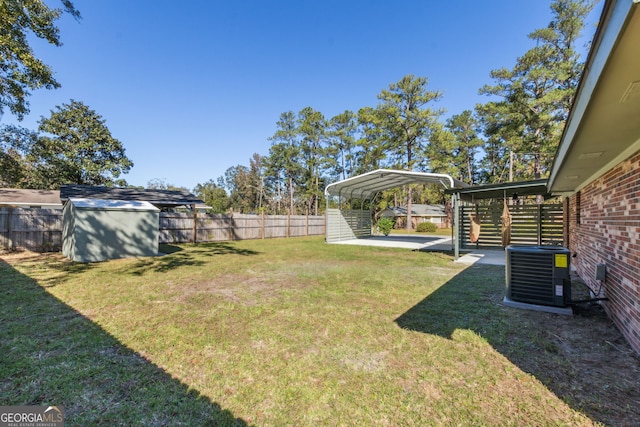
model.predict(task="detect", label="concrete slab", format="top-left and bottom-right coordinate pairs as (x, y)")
top-left (503, 297), bottom-right (574, 315)
top-left (454, 249), bottom-right (506, 266)
top-left (330, 236), bottom-right (507, 266)
top-left (332, 235), bottom-right (453, 251)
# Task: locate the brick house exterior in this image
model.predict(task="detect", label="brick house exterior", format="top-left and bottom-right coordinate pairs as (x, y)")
top-left (565, 150), bottom-right (640, 353)
top-left (549, 0), bottom-right (640, 355)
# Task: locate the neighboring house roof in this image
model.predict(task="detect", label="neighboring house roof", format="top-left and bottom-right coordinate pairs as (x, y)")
top-left (0, 188), bottom-right (62, 207)
top-left (382, 204), bottom-right (447, 217)
top-left (548, 0), bottom-right (640, 194)
top-left (60, 185), bottom-right (204, 208)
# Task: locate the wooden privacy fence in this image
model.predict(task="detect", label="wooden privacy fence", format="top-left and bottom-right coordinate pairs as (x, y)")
top-left (159, 212), bottom-right (326, 244)
top-left (459, 203), bottom-right (564, 249)
top-left (0, 208), bottom-right (62, 252)
top-left (0, 208), bottom-right (326, 252)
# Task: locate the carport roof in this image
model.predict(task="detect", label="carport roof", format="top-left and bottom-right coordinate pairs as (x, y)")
top-left (324, 169), bottom-right (468, 199)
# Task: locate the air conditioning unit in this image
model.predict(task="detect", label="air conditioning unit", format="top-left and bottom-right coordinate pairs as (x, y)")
top-left (506, 245), bottom-right (571, 307)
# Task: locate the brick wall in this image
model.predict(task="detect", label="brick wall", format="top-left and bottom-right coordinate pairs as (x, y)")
top-left (566, 149), bottom-right (640, 355)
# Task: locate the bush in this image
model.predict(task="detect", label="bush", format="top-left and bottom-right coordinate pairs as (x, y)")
top-left (417, 221), bottom-right (437, 233)
top-left (376, 217), bottom-right (395, 236)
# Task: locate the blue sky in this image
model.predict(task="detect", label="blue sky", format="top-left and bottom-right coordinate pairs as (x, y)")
top-left (5, 1), bottom-right (602, 190)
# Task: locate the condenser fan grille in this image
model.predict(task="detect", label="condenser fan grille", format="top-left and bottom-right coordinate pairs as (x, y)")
top-left (506, 246), bottom-right (571, 307)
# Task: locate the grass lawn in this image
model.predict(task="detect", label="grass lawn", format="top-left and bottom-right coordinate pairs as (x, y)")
top-left (1, 236), bottom-right (639, 426)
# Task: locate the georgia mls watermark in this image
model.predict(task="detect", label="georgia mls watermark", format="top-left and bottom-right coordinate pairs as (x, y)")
top-left (0, 406), bottom-right (64, 427)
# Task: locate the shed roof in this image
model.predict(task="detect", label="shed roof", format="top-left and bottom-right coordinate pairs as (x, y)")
top-left (69, 198), bottom-right (160, 211)
top-left (60, 185), bottom-right (203, 208)
top-left (324, 169), bottom-right (468, 199)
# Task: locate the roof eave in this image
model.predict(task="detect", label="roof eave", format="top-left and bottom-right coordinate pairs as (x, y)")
top-left (548, 0), bottom-right (640, 194)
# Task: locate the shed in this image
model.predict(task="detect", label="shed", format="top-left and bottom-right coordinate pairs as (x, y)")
top-left (62, 198), bottom-right (160, 262)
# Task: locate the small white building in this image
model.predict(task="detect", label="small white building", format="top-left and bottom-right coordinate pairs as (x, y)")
top-left (62, 198), bottom-right (159, 262)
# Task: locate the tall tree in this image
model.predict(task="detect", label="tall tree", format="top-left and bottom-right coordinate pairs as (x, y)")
top-left (28, 100), bottom-right (133, 188)
top-left (247, 153), bottom-right (267, 213)
top-left (424, 122), bottom-right (458, 177)
top-left (478, 0), bottom-right (595, 180)
top-left (326, 110), bottom-right (357, 181)
top-left (445, 110), bottom-right (483, 184)
top-left (267, 111), bottom-right (302, 214)
top-left (297, 106), bottom-right (326, 216)
top-left (146, 178), bottom-right (189, 192)
top-left (375, 74), bottom-right (443, 230)
top-left (0, 0), bottom-right (80, 120)
top-left (354, 106), bottom-right (387, 175)
top-left (221, 165), bottom-right (251, 213)
top-left (0, 124), bottom-right (37, 186)
top-left (193, 179), bottom-right (230, 213)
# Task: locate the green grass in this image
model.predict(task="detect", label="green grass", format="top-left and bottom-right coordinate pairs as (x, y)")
top-left (2, 237), bottom-right (637, 426)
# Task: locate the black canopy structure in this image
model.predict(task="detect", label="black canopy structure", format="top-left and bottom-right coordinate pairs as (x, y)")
top-left (443, 179), bottom-right (552, 203)
top-left (445, 179), bottom-right (559, 258)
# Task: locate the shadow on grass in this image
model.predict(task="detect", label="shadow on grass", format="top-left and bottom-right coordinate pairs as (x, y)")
top-left (395, 264), bottom-right (640, 427)
top-left (124, 242), bottom-right (260, 276)
top-left (0, 258), bottom-right (248, 426)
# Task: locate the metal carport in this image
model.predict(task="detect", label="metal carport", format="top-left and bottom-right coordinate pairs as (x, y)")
top-left (324, 169), bottom-right (468, 244)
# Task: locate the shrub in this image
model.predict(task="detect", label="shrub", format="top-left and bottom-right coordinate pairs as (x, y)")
top-left (376, 217), bottom-right (395, 236)
top-left (417, 221), bottom-right (437, 233)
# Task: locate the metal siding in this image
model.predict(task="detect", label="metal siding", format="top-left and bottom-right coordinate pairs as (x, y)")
top-left (326, 208), bottom-right (371, 242)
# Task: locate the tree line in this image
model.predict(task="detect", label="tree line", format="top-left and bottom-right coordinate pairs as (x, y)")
top-left (0, 0), bottom-right (595, 217)
top-left (194, 0), bottom-right (595, 215)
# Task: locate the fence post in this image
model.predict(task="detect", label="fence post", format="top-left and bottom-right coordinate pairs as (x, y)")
top-left (7, 208), bottom-right (14, 251)
top-left (192, 204), bottom-right (197, 244)
top-left (537, 204), bottom-right (543, 245)
top-left (261, 211), bottom-right (265, 239)
top-left (306, 213), bottom-right (309, 236)
top-left (286, 210), bottom-right (290, 238)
